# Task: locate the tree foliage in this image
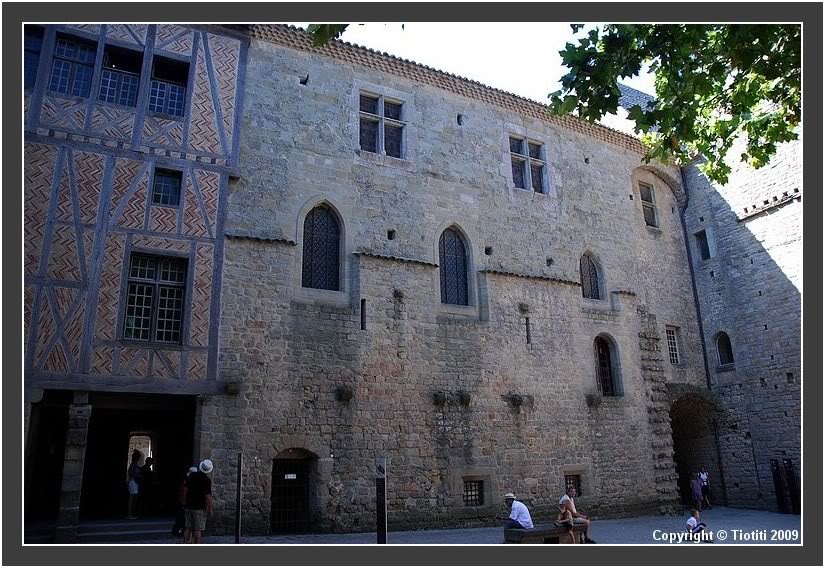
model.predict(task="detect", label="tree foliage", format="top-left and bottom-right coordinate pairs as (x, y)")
top-left (548, 24), bottom-right (801, 184)
top-left (306, 24), bottom-right (349, 46)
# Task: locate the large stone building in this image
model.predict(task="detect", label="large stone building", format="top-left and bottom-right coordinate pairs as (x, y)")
top-left (23, 24), bottom-right (801, 540)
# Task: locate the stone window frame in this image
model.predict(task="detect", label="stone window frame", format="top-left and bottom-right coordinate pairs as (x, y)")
top-left (638, 181), bottom-right (659, 228)
top-left (352, 81), bottom-right (413, 165)
top-left (693, 227), bottom-right (717, 263)
top-left (508, 135), bottom-right (547, 193)
top-left (593, 333), bottom-right (624, 397)
top-left (714, 331), bottom-right (736, 370)
top-left (432, 221), bottom-right (480, 319)
top-left (559, 464), bottom-right (592, 502)
top-left (293, 196), bottom-right (352, 308)
top-left (665, 325), bottom-right (683, 366)
top-left (579, 250), bottom-right (607, 303)
top-left (502, 123), bottom-right (556, 198)
top-left (449, 468), bottom-right (497, 513)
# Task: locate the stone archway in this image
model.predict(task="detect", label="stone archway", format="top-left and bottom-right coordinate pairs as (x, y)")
top-left (667, 384), bottom-right (725, 509)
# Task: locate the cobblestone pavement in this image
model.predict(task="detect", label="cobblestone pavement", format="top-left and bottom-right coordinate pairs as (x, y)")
top-left (148, 507), bottom-right (800, 545)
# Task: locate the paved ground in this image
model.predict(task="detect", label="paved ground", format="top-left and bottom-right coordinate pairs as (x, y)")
top-left (148, 507), bottom-right (801, 545)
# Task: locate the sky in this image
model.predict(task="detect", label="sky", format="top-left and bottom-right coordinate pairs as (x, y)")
top-left (290, 23), bottom-right (657, 105)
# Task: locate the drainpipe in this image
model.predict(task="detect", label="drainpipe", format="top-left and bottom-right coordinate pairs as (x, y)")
top-left (678, 164), bottom-right (728, 506)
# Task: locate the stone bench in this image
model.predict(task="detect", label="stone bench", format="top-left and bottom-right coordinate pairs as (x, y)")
top-left (503, 522), bottom-right (586, 544)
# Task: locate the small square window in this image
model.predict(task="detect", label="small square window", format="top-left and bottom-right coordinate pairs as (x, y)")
top-left (152, 169), bottom-right (182, 206)
top-left (149, 56), bottom-right (188, 118)
top-left (463, 479), bottom-right (484, 507)
top-left (565, 474), bottom-right (582, 496)
top-left (49, 34), bottom-right (97, 98)
top-left (509, 136), bottom-right (545, 192)
top-left (359, 117), bottom-right (379, 153)
top-left (98, 45), bottom-right (143, 107)
top-left (511, 158), bottom-right (526, 189)
top-left (509, 137), bottom-right (524, 154)
top-left (357, 91), bottom-right (406, 158)
top-left (528, 142), bottom-right (542, 159)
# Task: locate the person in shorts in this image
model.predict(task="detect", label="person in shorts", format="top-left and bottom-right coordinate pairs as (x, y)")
top-left (183, 459), bottom-right (213, 544)
top-left (556, 503), bottom-right (578, 544)
top-left (126, 450), bottom-right (142, 520)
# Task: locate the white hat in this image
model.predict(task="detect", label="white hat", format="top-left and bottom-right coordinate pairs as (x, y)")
top-left (504, 492), bottom-right (516, 500)
top-left (188, 466), bottom-right (198, 475)
top-left (199, 459), bottom-right (214, 474)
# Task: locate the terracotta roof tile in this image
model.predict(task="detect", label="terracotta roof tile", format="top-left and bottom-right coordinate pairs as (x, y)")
top-left (250, 25), bottom-right (647, 155)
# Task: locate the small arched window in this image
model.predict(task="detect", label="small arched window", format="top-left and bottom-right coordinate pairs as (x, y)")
top-left (580, 253), bottom-right (600, 300)
top-left (439, 227), bottom-right (469, 305)
top-left (594, 336), bottom-right (622, 396)
top-left (301, 204), bottom-right (341, 291)
top-left (716, 332), bottom-right (734, 366)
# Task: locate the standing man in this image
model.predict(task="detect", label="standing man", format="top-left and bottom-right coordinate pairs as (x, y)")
top-left (126, 450), bottom-right (143, 520)
top-left (560, 486), bottom-right (597, 543)
top-left (699, 466), bottom-right (711, 509)
top-left (497, 492), bottom-right (534, 529)
top-left (183, 459), bottom-right (214, 544)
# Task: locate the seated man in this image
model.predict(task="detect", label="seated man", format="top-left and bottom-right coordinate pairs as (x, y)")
top-left (560, 486), bottom-right (596, 543)
top-left (497, 492), bottom-right (534, 529)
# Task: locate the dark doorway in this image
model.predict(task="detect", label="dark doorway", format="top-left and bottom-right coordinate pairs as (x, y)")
top-left (270, 449), bottom-right (316, 534)
top-left (670, 396), bottom-right (718, 508)
top-left (79, 393), bottom-right (196, 520)
top-left (25, 390), bottom-right (72, 523)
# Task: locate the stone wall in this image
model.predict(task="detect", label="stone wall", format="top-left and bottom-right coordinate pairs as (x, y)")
top-left (682, 135), bottom-right (802, 510)
top-left (203, 37), bottom-right (708, 534)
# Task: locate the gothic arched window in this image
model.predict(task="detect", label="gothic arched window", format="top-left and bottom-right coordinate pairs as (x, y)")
top-left (301, 204), bottom-right (341, 291)
top-left (716, 332), bottom-right (735, 366)
top-left (594, 335), bottom-right (622, 396)
top-left (439, 227), bottom-right (469, 305)
top-left (580, 253), bottom-right (600, 300)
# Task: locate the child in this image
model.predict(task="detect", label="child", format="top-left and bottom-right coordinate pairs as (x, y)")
top-left (686, 508), bottom-right (712, 541)
top-left (557, 503), bottom-right (578, 544)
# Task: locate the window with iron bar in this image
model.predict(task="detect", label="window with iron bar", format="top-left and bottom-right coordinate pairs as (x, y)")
top-left (565, 474), bottom-right (582, 496)
top-left (463, 479), bottom-right (484, 506)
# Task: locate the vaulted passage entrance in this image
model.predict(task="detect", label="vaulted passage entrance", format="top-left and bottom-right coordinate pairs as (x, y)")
top-left (670, 394), bottom-right (720, 508)
top-left (270, 448), bottom-right (317, 534)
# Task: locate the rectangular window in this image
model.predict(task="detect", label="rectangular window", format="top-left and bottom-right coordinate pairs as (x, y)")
top-left (358, 92), bottom-right (406, 158)
top-left (148, 56), bottom-right (188, 118)
top-left (666, 326), bottom-right (681, 365)
top-left (49, 34), bottom-right (97, 97)
top-left (98, 45), bottom-right (142, 107)
top-left (24, 26), bottom-right (44, 89)
top-left (695, 230), bottom-right (711, 260)
top-left (123, 254), bottom-right (187, 343)
top-left (639, 182), bottom-right (658, 227)
top-left (462, 480), bottom-right (484, 507)
top-left (510, 136), bottom-right (546, 193)
top-left (565, 474), bottom-right (582, 497)
top-left (152, 169), bottom-right (182, 206)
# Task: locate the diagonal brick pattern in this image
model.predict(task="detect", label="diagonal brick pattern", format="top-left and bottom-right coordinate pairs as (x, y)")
top-left (187, 40), bottom-right (221, 156)
top-left (109, 158), bottom-right (143, 222)
top-left (54, 156), bottom-right (73, 222)
top-left (117, 170), bottom-right (149, 229)
top-left (155, 24), bottom-right (194, 56)
top-left (44, 341), bottom-right (70, 373)
top-left (33, 294), bottom-right (56, 367)
top-left (24, 143), bottom-right (57, 276)
top-left (63, 299), bottom-right (86, 371)
top-left (182, 173), bottom-right (209, 237)
top-left (189, 243), bottom-right (213, 347)
top-left (52, 287), bottom-right (78, 321)
top-left (91, 105), bottom-right (135, 141)
top-left (75, 150), bottom-right (105, 224)
top-left (131, 234), bottom-right (190, 252)
top-left (142, 115), bottom-right (184, 148)
top-left (46, 226), bottom-right (82, 282)
top-left (94, 232), bottom-right (125, 341)
top-left (24, 285), bottom-right (35, 352)
top-left (207, 32), bottom-right (240, 150)
top-left (195, 169), bottom-right (219, 235)
top-left (90, 345), bottom-right (113, 375)
top-left (40, 95), bottom-right (86, 132)
top-left (119, 348), bottom-right (150, 377)
top-left (149, 204), bottom-right (178, 234)
top-left (187, 351), bottom-right (207, 381)
top-left (106, 23), bottom-right (146, 46)
top-left (64, 24), bottom-right (100, 35)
